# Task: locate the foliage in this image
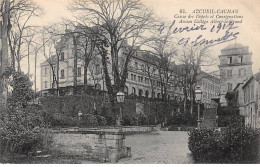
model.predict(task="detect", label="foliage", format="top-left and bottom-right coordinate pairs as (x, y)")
top-left (42, 112), bottom-right (78, 127)
top-left (217, 106), bottom-right (243, 127)
top-left (188, 119), bottom-right (260, 163)
top-left (166, 111), bottom-right (198, 126)
top-left (122, 115), bottom-right (136, 126)
top-left (0, 107), bottom-right (52, 158)
top-left (79, 114), bottom-right (98, 127)
top-left (8, 72), bottom-right (34, 108)
top-left (122, 114), bottom-right (149, 126)
top-left (95, 115), bottom-right (107, 126)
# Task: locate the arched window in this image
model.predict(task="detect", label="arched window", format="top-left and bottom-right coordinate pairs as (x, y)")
top-left (157, 93), bottom-right (160, 99)
top-left (145, 90), bottom-right (149, 98)
top-left (132, 87), bottom-right (136, 95)
top-left (124, 86), bottom-right (128, 95)
top-left (139, 89), bottom-right (143, 97)
top-left (95, 83), bottom-right (101, 90)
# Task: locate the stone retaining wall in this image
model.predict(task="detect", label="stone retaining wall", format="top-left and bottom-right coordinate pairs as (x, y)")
top-left (51, 129), bottom-right (131, 162)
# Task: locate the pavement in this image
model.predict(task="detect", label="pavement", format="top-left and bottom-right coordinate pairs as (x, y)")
top-left (117, 130), bottom-right (194, 164)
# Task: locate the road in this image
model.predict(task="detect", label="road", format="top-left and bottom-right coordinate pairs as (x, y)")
top-left (118, 130), bottom-right (194, 164)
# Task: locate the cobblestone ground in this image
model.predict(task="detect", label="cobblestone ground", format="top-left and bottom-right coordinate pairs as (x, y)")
top-left (118, 130), bottom-right (194, 164)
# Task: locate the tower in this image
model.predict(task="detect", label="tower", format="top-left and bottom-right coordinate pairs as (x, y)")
top-left (219, 44), bottom-right (253, 106)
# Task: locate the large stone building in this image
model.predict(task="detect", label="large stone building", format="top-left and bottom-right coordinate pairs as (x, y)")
top-left (219, 44), bottom-right (253, 106)
top-left (40, 26), bottom-right (220, 106)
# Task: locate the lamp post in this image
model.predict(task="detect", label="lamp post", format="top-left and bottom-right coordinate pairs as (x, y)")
top-left (116, 91), bottom-right (125, 126)
top-left (195, 86), bottom-right (202, 128)
top-left (78, 110), bottom-right (83, 127)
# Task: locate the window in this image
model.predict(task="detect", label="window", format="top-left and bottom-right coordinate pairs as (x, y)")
top-left (134, 75), bottom-right (136, 81)
top-left (132, 87), bottom-right (136, 95)
top-left (135, 62), bottom-right (138, 69)
top-left (251, 84), bottom-right (254, 100)
top-left (244, 68), bottom-right (247, 76)
top-left (60, 52), bottom-right (64, 61)
top-left (138, 76), bottom-right (141, 82)
top-left (227, 57), bottom-right (232, 64)
top-left (124, 86), bottom-right (128, 95)
top-left (61, 69), bottom-right (65, 78)
top-left (239, 56), bottom-right (243, 63)
top-left (131, 74), bottom-right (134, 80)
top-left (140, 76), bottom-right (143, 83)
top-left (95, 64), bottom-right (101, 75)
top-left (145, 78), bottom-right (149, 84)
top-left (227, 83), bottom-right (232, 91)
top-left (141, 64), bottom-right (145, 72)
top-left (221, 70), bottom-right (226, 78)
top-left (44, 67), bottom-right (48, 76)
top-left (44, 81), bottom-right (48, 88)
top-left (227, 70), bottom-right (232, 77)
top-left (239, 68), bottom-right (243, 77)
top-left (77, 67), bottom-right (81, 76)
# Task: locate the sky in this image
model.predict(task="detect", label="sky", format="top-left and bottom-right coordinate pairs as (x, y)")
top-left (20, 0), bottom-right (260, 91)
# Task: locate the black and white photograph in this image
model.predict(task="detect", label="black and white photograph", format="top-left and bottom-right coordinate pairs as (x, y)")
top-left (0, 0), bottom-right (260, 164)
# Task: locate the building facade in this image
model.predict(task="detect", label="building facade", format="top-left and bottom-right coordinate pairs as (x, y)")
top-left (219, 44), bottom-right (253, 106)
top-left (40, 27), bottom-right (220, 106)
top-left (242, 72), bottom-right (260, 128)
top-left (198, 72), bottom-right (221, 108)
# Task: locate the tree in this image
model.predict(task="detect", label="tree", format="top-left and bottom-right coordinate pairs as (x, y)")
top-left (0, 0), bottom-right (10, 110)
top-left (7, 0), bottom-right (42, 72)
top-left (71, 0), bottom-right (154, 112)
top-left (9, 71), bottom-right (34, 108)
top-left (175, 45), bottom-right (215, 114)
top-left (145, 20), bottom-right (177, 102)
top-left (75, 25), bottom-right (98, 93)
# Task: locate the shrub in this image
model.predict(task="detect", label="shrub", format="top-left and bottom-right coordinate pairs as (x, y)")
top-left (42, 112), bottom-right (78, 127)
top-left (79, 114), bottom-right (98, 127)
top-left (8, 71), bottom-right (34, 108)
top-left (188, 125), bottom-right (260, 163)
top-left (166, 111), bottom-right (197, 126)
top-left (122, 115), bottom-right (135, 126)
top-left (0, 108), bottom-right (53, 158)
top-left (95, 115), bottom-right (107, 126)
top-left (137, 114), bottom-right (149, 125)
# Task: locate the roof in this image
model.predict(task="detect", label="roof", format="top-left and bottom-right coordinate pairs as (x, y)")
top-left (222, 43), bottom-right (248, 51)
top-left (242, 72), bottom-right (260, 89)
top-left (233, 83), bottom-right (243, 91)
top-left (41, 55), bottom-right (57, 66)
top-left (134, 51), bottom-right (161, 65)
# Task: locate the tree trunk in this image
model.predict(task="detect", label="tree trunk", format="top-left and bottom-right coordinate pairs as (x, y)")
top-left (190, 84), bottom-right (194, 114)
top-left (100, 49), bottom-right (115, 111)
top-left (27, 43), bottom-right (30, 77)
top-left (56, 52), bottom-right (60, 95)
top-left (84, 57), bottom-right (90, 93)
top-left (34, 50), bottom-right (37, 95)
top-left (0, 0), bottom-right (10, 110)
top-left (73, 35), bottom-right (78, 94)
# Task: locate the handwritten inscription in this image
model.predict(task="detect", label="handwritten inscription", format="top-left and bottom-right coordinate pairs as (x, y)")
top-left (159, 20), bottom-right (239, 48)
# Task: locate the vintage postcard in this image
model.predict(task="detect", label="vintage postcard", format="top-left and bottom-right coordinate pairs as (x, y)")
top-left (0, 0), bottom-right (260, 164)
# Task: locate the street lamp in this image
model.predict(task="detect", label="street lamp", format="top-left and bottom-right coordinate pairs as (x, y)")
top-left (78, 110), bottom-right (83, 127)
top-left (116, 91), bottom-right (125, 126)
top-left (195, 86), bottom-right (203, 128)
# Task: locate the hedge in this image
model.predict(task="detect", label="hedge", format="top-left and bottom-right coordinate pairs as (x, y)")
top-left (188, 126), bottom-right (260, 163)
top-left (40, 95), bottom-right (179, 126)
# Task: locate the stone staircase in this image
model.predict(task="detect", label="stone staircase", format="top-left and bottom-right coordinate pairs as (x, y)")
top-left (201, 108), bottom-right (217, 128)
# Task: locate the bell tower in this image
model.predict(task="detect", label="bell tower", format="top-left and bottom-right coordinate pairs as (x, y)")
top-left (219, 44), bottom-right (253, 106)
